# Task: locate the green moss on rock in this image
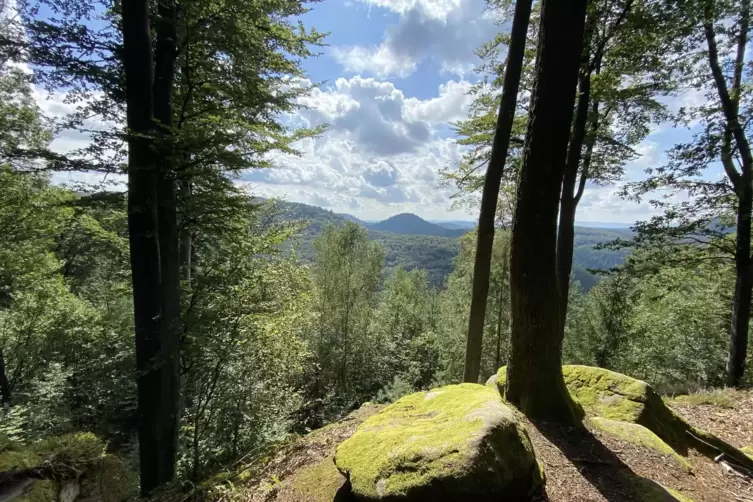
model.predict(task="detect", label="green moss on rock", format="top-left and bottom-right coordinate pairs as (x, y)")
top-left (634, 477), bottom-right (693, 502)
top-left (0, 449), bottom-right (44, 473)
top-left (286, 456), bottom-right (347, 501)
top-left (18, 480), bottom-right (56, 502)
top-left (587, 418), bottom-right (691, 471)
top-left (335, 383), bottom-right (542, 501)
top-left (490, 365), bottom-right (753, 472)
top-left (548, 366), bottom-right (689, 452)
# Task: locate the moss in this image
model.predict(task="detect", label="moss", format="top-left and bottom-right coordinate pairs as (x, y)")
top-left (666, 392), bottom-right (735, 409)
top-left (286, 456), bottom-right (346, 501)
top-left (335, 383), bottom-right (541, 501)
top-left (587, 417), bottom-right (691, 471)
top-left (0, 449), bottom-right (44, 473)
top-left (489, 365), bottom-right (753, 473)
top-left (634, 477), bottom-right (693, 502)
top-left (561, 366), bottom-right (691, 450)
top-left (18, 480), bottom-right (56, 502)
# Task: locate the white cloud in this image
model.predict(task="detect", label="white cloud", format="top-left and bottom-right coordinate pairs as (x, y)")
top-left (332, 45), bottom-right (417, 78)
top-left (240, 76), bottom-right (474, 219)
top-left (334, 0), bottom-right (497, 78)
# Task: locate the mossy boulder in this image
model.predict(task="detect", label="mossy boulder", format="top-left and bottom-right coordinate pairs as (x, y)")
top-left (587, 418), bottom-right (691, 471)
top-left (634, 477), bottom-right (693, 502)
top-left (0, 434), bottom-right (136, 502)
top-left (17, 480), bottom-right (55, 502)
top-left (561, 366), bottom-right (689, 449)
top-left (284, 456), bottom-right (348, 502)
top-left (334, 383), bottom-right (542, 501)
top-left (489, 365), bottom-right (753, 471)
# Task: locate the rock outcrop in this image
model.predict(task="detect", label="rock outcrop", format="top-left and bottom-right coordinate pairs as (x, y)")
top-left (0, 433), bottom-right (136, 502)
top-left (334, 383), bottom-right (542, 501)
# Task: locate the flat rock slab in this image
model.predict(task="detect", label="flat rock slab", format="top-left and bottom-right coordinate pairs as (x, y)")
top-left (334, 383), bottom-right (541, 501)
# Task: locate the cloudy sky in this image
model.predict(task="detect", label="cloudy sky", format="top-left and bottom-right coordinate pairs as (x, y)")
top-left (47, 0), bottom-right (719, 225)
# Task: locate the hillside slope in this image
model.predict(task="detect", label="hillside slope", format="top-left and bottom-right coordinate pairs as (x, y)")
top-left (275, 200), bottom-right (631, 289)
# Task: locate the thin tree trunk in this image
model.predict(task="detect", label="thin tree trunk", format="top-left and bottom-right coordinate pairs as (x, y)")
top-left (557, 59), bottom-right (592, 319)
top-left (464, 0), bottom-right (533, 383)
top-left (0, 350), bottom-right (11, 406)
top-left (179, 178), bottom-right (193, 283)
top-left (495, 274), bottom-right (505, 370)
top-left (121, 0), bottom-right (165, 495)
top-left (506, 0), bottom-right (588, 422)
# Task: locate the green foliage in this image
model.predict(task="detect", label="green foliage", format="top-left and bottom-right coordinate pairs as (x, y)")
top-left (565, 247), bottom-right (733, 391)
top-left (180, 194), bottom-right (313, 479)
top-left (435, 230), bottom-right (511, 383)
top-left (302, 222), bottom-right (384, 425)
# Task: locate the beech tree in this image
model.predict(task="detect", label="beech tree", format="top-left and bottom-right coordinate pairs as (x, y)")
top-left (506, 0), bottom-right (588, 422)
top-left (624, 0), bottom-right (752, 386)
top-left (463, 0), bottom-right (532, 384)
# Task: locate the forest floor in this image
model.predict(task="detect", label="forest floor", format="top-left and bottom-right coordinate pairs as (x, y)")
top-left (228, 390), bottom-right (753, 502)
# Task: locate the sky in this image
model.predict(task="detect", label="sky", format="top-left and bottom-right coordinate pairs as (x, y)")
top-left (43, 0), bottom-right (722, 225)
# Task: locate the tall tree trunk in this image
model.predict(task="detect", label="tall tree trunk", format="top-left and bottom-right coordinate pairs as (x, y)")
top-left (121, 0), bottom-right (166, 495)
top-left (464, 0), bottom-right (533, 383)
top-left (704, 0), bottom-right (752, 386)
top-left (557, 69), bottom-right (590, 327)
top-left (506, 0), bottom-right (588, 422)
top-left (730, 189), bottom-right (753, 386)
top-left (152, 0), bottom-right (181, 489)
top-left (0, 350), bottom-right (11, 406)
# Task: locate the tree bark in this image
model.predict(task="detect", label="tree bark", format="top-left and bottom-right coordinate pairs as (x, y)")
top-left (506, 0), bottom-right (588, 422)
top-left (557, 68), bottom-right (591, 328)
top-left (152, 0), bottom-right (181, 489)
top-left (0, 350), bottom-right (11, 406)
top-left (464, 0), bottom-right (533, 383)
top-left (121, 0), bottom-right (167, 495)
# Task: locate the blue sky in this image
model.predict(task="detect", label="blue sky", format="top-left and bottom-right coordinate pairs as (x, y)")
top-left (44, 0), bottom-right (715, 224)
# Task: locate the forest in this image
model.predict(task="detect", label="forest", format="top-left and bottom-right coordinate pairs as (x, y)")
top-left (0, 0), bottom-right (752, 500)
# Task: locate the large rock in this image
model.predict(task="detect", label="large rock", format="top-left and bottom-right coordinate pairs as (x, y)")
top-left (0, 433), bottom-right (136, 502)
top-left (334, 383), bottom-right (542, 501)
top-left (489, 365), bottom-right (753, 471)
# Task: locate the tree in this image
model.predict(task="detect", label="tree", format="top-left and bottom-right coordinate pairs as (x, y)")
top-left (372, 268), bottom-right (439, 390)
top-left (506, 0), bottom-right (588, 422)
top-left (451, 0), bottom-right (673, 352)
top-left (308, 223), bottom-right (383, 422)
top-left (120, 0), bottom-right (182, 493)
top-left (14, 0), bottom-right (323, 489)
top-left (436, 231), bottom-right (511, 383)
top-left (623, 0), bottom-right (752, 385)
top-left (464, 0), bottom-right (533, 384)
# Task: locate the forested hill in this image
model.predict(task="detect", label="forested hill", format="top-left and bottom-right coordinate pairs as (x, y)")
top-left (369, 213), bottom-right (466, 237)
top-left (275, 201), bottom-right (631, 289)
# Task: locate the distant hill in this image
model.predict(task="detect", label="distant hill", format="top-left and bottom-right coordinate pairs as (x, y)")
top-left (336, 213), bottom-right (366, 225)
top-left (273, 200), bottom-right (631, 289)
top-left (369, 213), bottom-right (467, 238)
top-left (431, 220), bottom-right (476, 230)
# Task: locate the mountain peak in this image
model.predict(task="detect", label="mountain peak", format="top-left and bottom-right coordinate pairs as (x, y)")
top-left (370, 213), bottom-right (466, 238)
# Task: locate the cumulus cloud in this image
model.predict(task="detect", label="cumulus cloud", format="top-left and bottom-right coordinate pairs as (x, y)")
top-left (334, 0), bottom-right (497, 78)
top-left (238, 75), bottom-right (475, 219)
